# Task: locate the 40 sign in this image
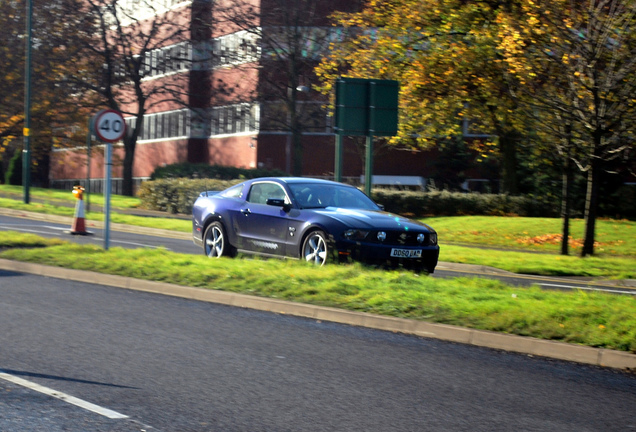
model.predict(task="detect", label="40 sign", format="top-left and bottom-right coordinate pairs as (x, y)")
top-left (93, 109), bottom-right (126, 143)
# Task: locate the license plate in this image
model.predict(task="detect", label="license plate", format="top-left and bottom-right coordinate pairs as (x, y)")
top-left (390, 248), bottom-right (422, 258)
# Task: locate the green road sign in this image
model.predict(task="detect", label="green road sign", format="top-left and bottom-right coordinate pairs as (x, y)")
top-left (335, 78), bottom-right (398, 137)
top-left (333, 78), bottom-right (399, 194)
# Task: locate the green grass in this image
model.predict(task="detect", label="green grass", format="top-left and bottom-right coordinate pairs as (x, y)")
top-left (0, 184), bottom-right (634, 279)
top-left (0, 232), bottom-right (68, 248)
top-left (440, 245), bottom-right (636, 279)
top-left (1, 232), bottom-right (634, 353)
top-left (428, 216), bottom-right (636, 257)
top-left (0, 184), bottom-right (141, 209)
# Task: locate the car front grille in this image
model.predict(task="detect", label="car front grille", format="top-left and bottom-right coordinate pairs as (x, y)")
top-left (367, 230), bottom-right (430, 246)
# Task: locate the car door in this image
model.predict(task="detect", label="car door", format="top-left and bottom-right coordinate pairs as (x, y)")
top-left (234, 181), bottom-right (290, 256)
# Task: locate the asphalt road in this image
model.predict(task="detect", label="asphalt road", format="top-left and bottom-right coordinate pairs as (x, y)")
top-left (0, 214), bottom-right (196, 254)
top-left (1, 272), bottom-right (635, 432)
top-left (1, 213), bottom-right (633, 295)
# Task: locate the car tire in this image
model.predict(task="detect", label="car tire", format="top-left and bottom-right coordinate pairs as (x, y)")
top-left (203, 221), bottom-right (235, 258)
top-left (302, 230), bottom-right (329, 266)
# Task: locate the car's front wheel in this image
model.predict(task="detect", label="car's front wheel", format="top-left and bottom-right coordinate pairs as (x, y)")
top-left (203, 221), bottom-right (234, 258)
top-left (302, 230), bottom-right (329, 266)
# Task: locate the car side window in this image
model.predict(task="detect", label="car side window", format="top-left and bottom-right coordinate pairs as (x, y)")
top-left (247, 183), bottom-right (288, 205)
top-left (219, 184), bottom-right (243, 198)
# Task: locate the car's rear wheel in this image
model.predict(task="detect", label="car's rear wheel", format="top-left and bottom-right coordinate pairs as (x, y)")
top-left (203, 221), bottom-right (234, 258)
top-left (302, 230), bottom-right (329, 266)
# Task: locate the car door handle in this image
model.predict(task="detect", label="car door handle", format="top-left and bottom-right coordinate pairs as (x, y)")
top-left (240, 208), bottom-right (251, 215)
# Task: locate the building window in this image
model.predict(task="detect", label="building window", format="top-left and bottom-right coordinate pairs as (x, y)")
top-left (126, 104), bottom-right (259, 142)
top-left (141, 41), bottom-right (191, 78)
top-left (210, 104), bottom-right (259, 136)
top-left (125, 109), bottom-right (190, 141)
top-left (212, 30), bottom-right (261, 68)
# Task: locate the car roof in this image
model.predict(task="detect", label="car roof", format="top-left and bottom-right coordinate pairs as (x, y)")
top-left (254, 177), bottom-right (350, 187)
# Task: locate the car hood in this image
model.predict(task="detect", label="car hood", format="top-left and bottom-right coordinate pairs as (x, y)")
top-left (314, 208), bottom-right (436, 232)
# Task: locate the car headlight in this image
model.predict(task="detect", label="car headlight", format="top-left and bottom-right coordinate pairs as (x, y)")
top-left (344, 229), bottom-right (369, 240)
top-left (429, 232), bottom-right (438, 246)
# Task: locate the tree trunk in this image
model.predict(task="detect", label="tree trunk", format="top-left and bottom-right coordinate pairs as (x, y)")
top-left (560, 161), bottom-right (572, 255)
top-left (581, 153), bottom-right (600, 257)
top-left (292, 129), bottom-right (303, 176)
top-left (122, 137), bottom-right (136, 197)
top-left (291, 100), bottom-right (302, 176)
top-left (499, 133), bottom-right (519, 195)
top-left (288, 81), bottom-right (303, 176)
top-left (560, 126), bottom-right (573, 256)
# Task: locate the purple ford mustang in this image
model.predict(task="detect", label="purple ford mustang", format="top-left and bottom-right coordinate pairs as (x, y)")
top-left (192, 177), bottom-right (439, 272)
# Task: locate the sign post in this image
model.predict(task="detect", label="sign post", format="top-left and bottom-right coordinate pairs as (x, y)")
top-left (85, 118), bottom-right (93, 212)
top-left (92, 109), bottom-right (126, 250)
top-left (334, 78), bottom-right (399, 195)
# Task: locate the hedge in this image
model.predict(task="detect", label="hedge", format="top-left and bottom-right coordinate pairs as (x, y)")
top-left (371, 189), bottom-right (559, 218)
top-left (137, 178), bottom-right (243, 214)
top-left (150, 163), bottom-right (288, 180)
top-left (138, 177), bottom-right (560, 217)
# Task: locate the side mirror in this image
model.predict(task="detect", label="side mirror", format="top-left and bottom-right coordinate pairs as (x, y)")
top-left (266, 198), bottom-right (291, 212)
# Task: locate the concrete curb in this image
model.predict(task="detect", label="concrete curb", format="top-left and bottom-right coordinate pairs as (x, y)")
top-left (1, 258), bottom-right (635, 371)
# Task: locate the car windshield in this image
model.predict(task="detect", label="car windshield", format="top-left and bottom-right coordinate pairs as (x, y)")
top-left (288, 183), bottom-right (380, 210)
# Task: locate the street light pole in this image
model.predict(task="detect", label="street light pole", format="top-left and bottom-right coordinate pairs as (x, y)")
top-left (22, 0), bottom-right (33, 204)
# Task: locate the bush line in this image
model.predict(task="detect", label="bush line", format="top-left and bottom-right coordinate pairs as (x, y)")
top-left (138, 177), bottom-right (560, 217)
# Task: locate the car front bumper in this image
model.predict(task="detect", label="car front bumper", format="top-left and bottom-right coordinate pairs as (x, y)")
top-left (333, 240), bottom-right (440, 272)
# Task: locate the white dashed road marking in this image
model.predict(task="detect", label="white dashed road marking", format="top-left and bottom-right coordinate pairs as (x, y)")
top-left (0, 371), bottom-right (129, 419)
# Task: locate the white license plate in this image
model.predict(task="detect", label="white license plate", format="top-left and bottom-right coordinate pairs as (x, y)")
top-left (390, 248), bottom-right (422, 258)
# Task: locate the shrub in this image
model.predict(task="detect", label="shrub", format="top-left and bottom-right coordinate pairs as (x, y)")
top-left (150, 163), bottom-right (288, 180)
top-left (137, 178), bottom-right (243, 214)
top-left (5, 149), bottom-right (23, 186)
top-left (370, 189), bottom-right (560, 218)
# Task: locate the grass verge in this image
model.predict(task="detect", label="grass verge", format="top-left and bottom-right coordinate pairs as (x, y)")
top-left (442, 245), bottom-right (636, 279)
top-left (0, 193), bottom-right (634, 278)
top-left (1, 232), bottom-right (634, 354)
top-left (0, 185), bottom-right (141, 209)
top-left (428, 216), bottom-right (636, 257)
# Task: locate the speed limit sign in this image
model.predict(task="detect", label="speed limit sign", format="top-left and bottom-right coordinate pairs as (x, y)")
top-left (93, 109), bottom-right (126, 143)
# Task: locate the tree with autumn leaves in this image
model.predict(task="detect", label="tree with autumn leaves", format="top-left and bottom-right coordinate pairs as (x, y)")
top-left (316, 0), bottom-right (529, 195)
top-left (318, 0), bottom-right (636, 256)
top-left (0, 0), bottom-right (89, 185)
top-left (497, 0), bottom-right (636, 256)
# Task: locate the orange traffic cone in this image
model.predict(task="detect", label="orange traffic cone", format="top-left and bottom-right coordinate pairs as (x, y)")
top-left (68, 186), bottom-right (92, 236)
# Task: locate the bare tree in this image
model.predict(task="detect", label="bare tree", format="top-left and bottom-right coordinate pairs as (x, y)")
top-left (65, 0), bottom-right (192, 196)
top-left (216, 0), bottom-right (359, 175)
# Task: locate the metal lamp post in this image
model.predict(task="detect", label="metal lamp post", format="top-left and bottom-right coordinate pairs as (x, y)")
top-left (23, 0), bottom-right (33, 204)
